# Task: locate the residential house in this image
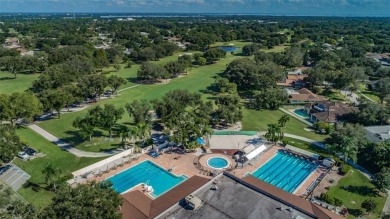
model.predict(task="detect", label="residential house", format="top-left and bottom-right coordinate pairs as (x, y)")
top-left (277, 74), bottom-right (307, 88)
top-left (364, 125), bottom-right (390, 142)
top-left (304, 100), bottom-right (355, 123)
top-left (286, 88), bottom-right (326, 104)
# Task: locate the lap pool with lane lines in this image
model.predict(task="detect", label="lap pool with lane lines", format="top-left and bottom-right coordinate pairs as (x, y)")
top-left (251, 151), bottom-right (318, 193)
top-left (106, 160), bottom-right (187, 197)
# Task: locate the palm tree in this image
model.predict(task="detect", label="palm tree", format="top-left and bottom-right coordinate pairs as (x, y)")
top-left (42, 163), bottom-right (62, 191)
top-left (137, 123), bottom-right (151, 147)
top-left (278, 115), bottom-right (290, 127)
top-left (265, 123), bottom-right (283, 143)
top-left (339, 136), bottom-right (358, 164)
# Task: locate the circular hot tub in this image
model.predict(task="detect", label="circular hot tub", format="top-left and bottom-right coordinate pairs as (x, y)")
top-left (207, 157), bottom-right (230, 169)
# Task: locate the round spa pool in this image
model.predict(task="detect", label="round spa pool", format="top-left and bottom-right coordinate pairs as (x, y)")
top-left (207, 157), bottom-right (229, 169)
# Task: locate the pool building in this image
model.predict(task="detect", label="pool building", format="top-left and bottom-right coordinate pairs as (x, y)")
top-left (122, 172), bottom-right (343, 219)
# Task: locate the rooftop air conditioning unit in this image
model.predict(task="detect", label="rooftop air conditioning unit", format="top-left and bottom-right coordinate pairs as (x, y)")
top-left (185, 194), bottom-right (202, 210)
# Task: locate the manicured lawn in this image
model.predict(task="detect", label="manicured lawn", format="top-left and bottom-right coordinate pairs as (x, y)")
top-left (13, 127), bottom-right (103, 209)
top-left (321, 89), bottom-right (348, 102)
top-left (282, 137), bottom-right (328, 157)
top-left (0, 71), bottom-right (39, 94)
top-left (360, 91), bottom-right (381, 103)
top-left (327, 170), bottom-right (387, 219)
top-left (265, 45), bottom-right (287, 53)
top-left (241, 109), bottom-right (327, 141)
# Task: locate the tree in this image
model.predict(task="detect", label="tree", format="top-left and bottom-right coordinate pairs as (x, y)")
top-left (78, 74), bottom-right (108, 100)
top-left (331, 136), bottom-right (358, 164)
top-left (242, 44), bottom-right (263, 56)
top-left (108, 75), bottom-right (127, 95)
top-left (0, 125), bottom-right (22, 163)
top-left (137, 61), bottom-right (168, 82)
top-left (213, 94), bottom-right (243, 126)
top-left (265, 123), bottom-right (283, 143)
top-left (8, 92), bottom-right (42, 125)
top-left (203, 48), bottom-right (226, 63)
top-left (361, 199), bottom-right (377, 214)
top-left (40, 181), bottom-right (122, 219)
top-left (0, 94), bottom-right (11, 121)
top-left (125, 99), bottom-right (152, 124)
top-left (251, 89), bottom-right (288, 110)
top-left (374, 77), bottom-right (390, 104)
top-left (73, 116), bottom-right (96, 141)
top-left (278, 115), bottom-right (290, 127)
top-left (42, 163), bottom-right (62, 191)
top-left (88, 104), bottom-right (125, 138)
top-left (213, 76), bottom-right (237, 94)
top-left (373, 167), bottom-right (390, 192)
top-left (164, 61), bottom-right (185, 77)
top-left (137, 123), bottom-right (151, 147)
top-left (283, 47), bottom-right (304, 68)
top-left (40, 89), bottom-right (72, 118)
top-left (93, 49), bottom-right (110, 70)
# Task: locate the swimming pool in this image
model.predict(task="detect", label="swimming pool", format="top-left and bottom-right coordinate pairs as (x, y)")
top-left (106, 160), bottom-right (187, 197)
top-left (252, 151), bottom-right (318, 193)
top-left (207, 157), bottom-right (229, 169)
top-left (294, 109), bottom-right (309, 119)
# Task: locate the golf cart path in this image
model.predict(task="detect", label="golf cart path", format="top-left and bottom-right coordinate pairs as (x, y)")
top-left (28, 124), bottom-right (120, 157)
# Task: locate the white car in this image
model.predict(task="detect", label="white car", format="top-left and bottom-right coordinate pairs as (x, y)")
top-left (17, 152), bottom-right (30, 160)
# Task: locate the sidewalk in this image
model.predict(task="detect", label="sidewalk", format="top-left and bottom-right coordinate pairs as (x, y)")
top-left (28, 124), bottom-right (120, 158)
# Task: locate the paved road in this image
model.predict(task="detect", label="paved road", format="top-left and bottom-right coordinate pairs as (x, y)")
top-left (28, 125), bottom-right (120, 157)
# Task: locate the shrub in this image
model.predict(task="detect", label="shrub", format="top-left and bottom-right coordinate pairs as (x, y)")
top-left (361, 199), bottom-right (377, 213)
top-left (340, 165), bottom-right (351, 175)
top-left (333, 198), bottom-right (343, 207)
top-left (319, 193), bottom-right (334, 204)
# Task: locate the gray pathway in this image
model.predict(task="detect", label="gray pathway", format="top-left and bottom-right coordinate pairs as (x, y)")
top-left (28, 124), bottom-right (119, 157)
top-left (340, 90), bottom-right (360, 104)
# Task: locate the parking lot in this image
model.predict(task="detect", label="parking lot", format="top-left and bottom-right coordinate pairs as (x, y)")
top-left (0, 164), bottom-right (30, 191)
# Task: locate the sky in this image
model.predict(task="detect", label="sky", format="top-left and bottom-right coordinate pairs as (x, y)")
top-left (1, 0), bottom-right (390, 16)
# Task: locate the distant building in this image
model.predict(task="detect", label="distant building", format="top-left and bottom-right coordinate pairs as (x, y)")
top-left (286, 88), bottom-right (326, 104)
top-left (304, 100), bottom-right (355, 123)
top-left (365, 125), bottom-right (390, 142)
top-left (277, 74), bottom-right (307, 88)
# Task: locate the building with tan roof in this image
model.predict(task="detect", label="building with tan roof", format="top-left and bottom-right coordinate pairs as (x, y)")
top-left (304, 100), bottom-right (355, 123)
top-left (286, 88), bottom-right (326, 104)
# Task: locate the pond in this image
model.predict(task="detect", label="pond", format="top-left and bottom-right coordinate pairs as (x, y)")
top-left (217, 46), bottom-right (240, 52)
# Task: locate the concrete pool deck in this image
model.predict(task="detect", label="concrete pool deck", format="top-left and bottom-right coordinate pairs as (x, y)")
top-left (87, 145), bottom-right (325, 197)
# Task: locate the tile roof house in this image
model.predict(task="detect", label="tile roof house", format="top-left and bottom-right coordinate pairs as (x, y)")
top-left (277, 74), bottom-right (307, 88)
top-left (304, 100), bottom-right (355, 123)
top-left (286, 88), bottom-right (326, 104)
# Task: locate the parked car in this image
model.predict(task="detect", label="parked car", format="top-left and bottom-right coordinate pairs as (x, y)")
top-left (0, 165), bottom-right (10, 175)
top-left (25, 147), bottom-right (37, 156)
top-left (17, 151), bottom-right (30, 160)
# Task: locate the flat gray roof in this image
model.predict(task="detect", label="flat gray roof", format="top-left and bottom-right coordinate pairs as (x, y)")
top-left (365, 125), bottom-right (390, 142)
top-left (162, 174), bottom-right (314, 219)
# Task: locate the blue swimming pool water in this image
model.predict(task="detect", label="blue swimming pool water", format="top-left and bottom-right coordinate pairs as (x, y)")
top-left (252, 151), bottom-right (318, 193)
top-left (294, 109), bottom-right (309, 119)
top-left (217, 46), bottom-right (239, 52)
top-left (107, 160), bottom-right (186, 197)
top-left (208, 157), bottom-right (229, 169)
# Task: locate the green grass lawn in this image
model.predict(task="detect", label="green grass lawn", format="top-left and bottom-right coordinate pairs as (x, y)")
top-left (282, 137), bottom-right (328, 157)
top-left (241, 109), bottom-right (327, 141)
top-left (13, 127), bottom-right (103, 209)
top-left (0, 71), bottom-right (39, 94)
top-left (321, 89), bottom-right (348, 102)
top-left (360, 90), bottom-right (381, 103)
top-left (327, 170), bottom-right (387, 219)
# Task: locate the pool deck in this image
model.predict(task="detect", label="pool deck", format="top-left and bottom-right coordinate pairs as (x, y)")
top-left (230, 145), bottom-right (326, 196)
top-left (88, 145), bottom-right (325, 198)
top-left (91, 151), bottom-right (211, 184)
